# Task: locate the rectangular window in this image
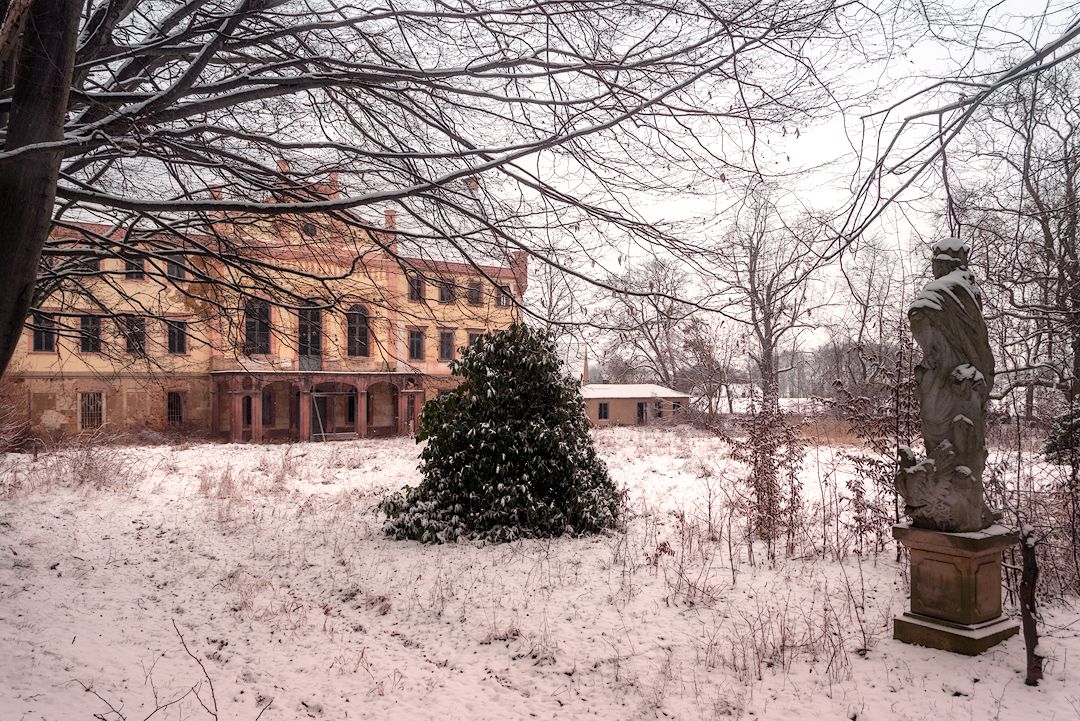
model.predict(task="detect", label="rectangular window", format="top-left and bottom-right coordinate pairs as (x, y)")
top-left (672, 401), bottom-right (682, 413)
top-left (408, 329), bottom-right (425, 360)
top-left (467, 331), bottom-right (482, 348)
top-left (242, 395), bottom-right (253, 426)
top-left (438, 282), bottom-right (454, 304)
top-left (467, 281), bottom-right (482, 306)
top-left (167, 320), bottom-right (187, 354)
top-left (32, 312), bottom-right (56, 352)
top-left (124, 258), bottom-right (145, 280)
top-left (438, 329), bottom-right (454, 361)
top-left (495, 285), bottom-right (512, 307)
top-left (79, 392), bottom-right (104, 430)
top-left (407, 273), bottom-right (425, 302)
top-left (122, 316), bottom-right (146, 355)
top-left (347, 394), bottom-right (356, 424)
top-left (166, 253), bottom-right (187, 280)
top-left (166, 392), bottom-right (184, 426)
top-left (598, 402), bottom-right (609, 420)
top-left (655, 400), bottom-right (663, 418)
top-left (78, 255), bottom-right (101, 272)
top-left (244, 299), bottom-right (271, 355)
top-left (80, 315), bottom-right (102, 353)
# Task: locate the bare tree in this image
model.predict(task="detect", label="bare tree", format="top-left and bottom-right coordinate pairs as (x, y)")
top-left (600, 258), bottom-right (693, 387)
top-left (706, 192), bottom-right (826, 408)
top-left (0, 0), bottom-right (921, 376)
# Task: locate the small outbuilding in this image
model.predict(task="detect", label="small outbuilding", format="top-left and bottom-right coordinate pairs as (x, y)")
top-left (580, 384), bottom-right (690, 427)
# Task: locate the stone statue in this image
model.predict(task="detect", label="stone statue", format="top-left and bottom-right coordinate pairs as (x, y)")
top-left (896, 237), bottom-right (997, 532)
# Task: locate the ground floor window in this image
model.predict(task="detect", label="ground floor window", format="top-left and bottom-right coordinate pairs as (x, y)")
top-left (655, 400), bottom-right (663, 418)
top-left (672, 401), bottom-right (682, 413)
top-left (598, 402), bottom-right (609, 420)
top-left (166, 392), bottom-right (184, 426)
top-left (79, 392), bottom-right (104, 430)
top-left (347, 393), bottom-right (356, 424)
top-left (242, 395), bottom-right (252, 427)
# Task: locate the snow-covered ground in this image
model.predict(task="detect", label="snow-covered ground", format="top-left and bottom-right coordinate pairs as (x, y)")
top-left (1, 427), bottom-right (1077, 720)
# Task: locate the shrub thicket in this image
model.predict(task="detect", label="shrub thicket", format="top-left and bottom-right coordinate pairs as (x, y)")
top-left (380, 324), bottom-right (621, 543)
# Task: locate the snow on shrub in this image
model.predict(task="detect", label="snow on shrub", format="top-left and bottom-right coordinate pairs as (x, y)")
top-left (379, 323), bottom-right (621, 543)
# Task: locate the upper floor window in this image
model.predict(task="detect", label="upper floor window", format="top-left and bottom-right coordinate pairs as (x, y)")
top-left (438, 329), bottom-right (454, 361)
top-left (167, 320), bottom-right (188, 354)
top-left (124, 258), bottom-right (145, 280)
top-left (467, 280), bottom-right (482, 306)
top-left (407, 273), bottom-right (425, 302)
top-left (77, 254), bottom-right (101, 272)
top-left (243, 299), bottom-right (271, 355)
top-left (80, 315), bottom-right (102, 353)
top-left (121, 316), bottom-right (146, 355)
top-left (408, 329), bottom-right (425, 360)
top-left (32, 312), bottom-right (56, 352)
top-left (438, 282), bottom-right (455, 304)
top-left (347, 304), bottom-right (370, 357)
top-left (495, 285), bottom-right (513, 307)
top-left (166, 253), bottom-right (187, 280)
top-left (298, 303), bottom-right (322, 357)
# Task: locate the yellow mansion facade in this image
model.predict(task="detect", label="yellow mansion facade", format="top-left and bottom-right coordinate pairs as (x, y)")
top-left (6, 204), bottom-right (525, 443)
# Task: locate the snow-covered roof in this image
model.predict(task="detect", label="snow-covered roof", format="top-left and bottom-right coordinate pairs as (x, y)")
top-left (580, 383), bottom-right (690, 400)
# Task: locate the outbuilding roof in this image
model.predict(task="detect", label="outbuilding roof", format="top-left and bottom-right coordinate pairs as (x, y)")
top-left (580, 384), bottom-right (689, 400)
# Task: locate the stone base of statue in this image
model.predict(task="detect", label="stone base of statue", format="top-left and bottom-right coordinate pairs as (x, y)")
top-left (893, 523), bottom-right (1018, 655)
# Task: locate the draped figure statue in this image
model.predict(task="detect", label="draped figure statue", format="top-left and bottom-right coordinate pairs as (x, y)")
top-left (895, 238), bottom-right (997, 532)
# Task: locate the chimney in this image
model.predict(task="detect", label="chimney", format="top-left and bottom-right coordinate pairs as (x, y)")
top-left (467, 176), bottom-right (480, 194)
top-left (510, 250), bottom-right (528, 294)
top-left (384, 208), bottom-right (397, 229)
top-left (210, 187), bottom-right (223, 200)
top-left (276, 158), bottom-right (291, 174)
top-left (327, 171), bottom-right (340, 198)
top-left (582, 344), bottom-right (590, 384)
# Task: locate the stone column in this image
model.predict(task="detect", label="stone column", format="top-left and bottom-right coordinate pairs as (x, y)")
top-left (357, 386), bottom-right (367, 438)
top-left (229, 392), bottom-right (244, 444)
top-left (397, 384), bottom-right (408, 435)
top-left (251, 386), bottom-right (264, 444)
top-left (298, 387), bottom-right (312, 441)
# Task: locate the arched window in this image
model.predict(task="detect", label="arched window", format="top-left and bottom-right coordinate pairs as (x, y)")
top-left (243, 299), bottom-right (271, 355)
top-left (347, 304), bottom-right (370, 357)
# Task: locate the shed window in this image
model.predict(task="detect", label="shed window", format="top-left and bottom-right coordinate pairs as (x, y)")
top-left (598, 402), bottom-right (609, 420)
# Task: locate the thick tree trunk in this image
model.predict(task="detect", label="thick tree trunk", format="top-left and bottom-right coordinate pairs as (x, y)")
top-left (0, 0), bottom-right (82, 376)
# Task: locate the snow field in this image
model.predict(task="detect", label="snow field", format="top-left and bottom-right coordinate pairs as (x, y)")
top-left (0, 426), bottom-right (1077, 720)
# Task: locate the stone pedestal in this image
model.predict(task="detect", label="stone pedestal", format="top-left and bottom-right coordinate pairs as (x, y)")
top-left (893, 523), bottom-right (1018, 655)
